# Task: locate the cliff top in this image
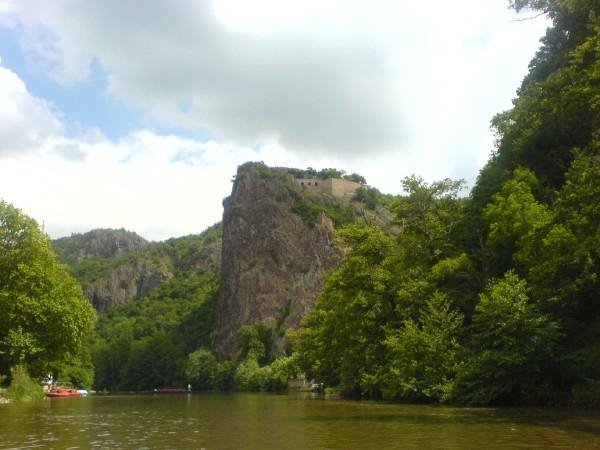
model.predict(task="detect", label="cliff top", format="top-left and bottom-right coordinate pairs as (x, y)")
top-left (53, 228), bottom-right (149, 265)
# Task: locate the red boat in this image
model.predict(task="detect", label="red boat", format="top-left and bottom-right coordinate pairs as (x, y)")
top-left (45, 387), bottom-right (82, 397)
top-left (155, 387), bottom-right (187, 394)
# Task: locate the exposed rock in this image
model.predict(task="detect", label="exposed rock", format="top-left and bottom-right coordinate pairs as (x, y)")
top-left (56, 227), bottom-right (222, 312)
top-left (53, 228), bottom-right (148, 264)
top-left (86, 257), bottom-right (173, 312)
top-left (214, 163), bottom-right (344, 359)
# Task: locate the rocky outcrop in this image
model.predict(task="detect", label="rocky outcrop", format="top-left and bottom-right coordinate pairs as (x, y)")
top-left (86, 257), bottom-right (173, 312)
top-left (214, 163), bottom-right (344, 359)
top-left (53, 228), bottom-right (148, 264)
top-left (56, 227), bottom-right (222, 312)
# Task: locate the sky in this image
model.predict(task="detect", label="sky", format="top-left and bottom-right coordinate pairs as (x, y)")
top-left (0, 0), bottom-right (550, 241)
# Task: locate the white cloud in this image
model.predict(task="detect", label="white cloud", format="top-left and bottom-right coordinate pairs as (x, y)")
top-left (1, 0), bottom-right (549, 162)
top-left (0, 65), bottom-right (63, 157)
top-left (0, 64), bottom-right (236, 240)
top-left (0, 129), bottom-right (248, 241)
top-left (0, 1), bottom-right (553, 239)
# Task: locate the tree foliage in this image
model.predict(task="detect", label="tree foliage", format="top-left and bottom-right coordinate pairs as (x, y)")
top-left (453, 272), bottom-right (561, 405)
top-left (296, 177), bottom-right (469, 399)
top-left (91, 271), bottom-right (219, 391)
top-left (296, 9), bottom-right (600, 402)
top-left (287, 167), bottom-right (367, 184)
top-left (0, 201), bottom-right (95, 378)
top-left (378, 293), bottom-right (464, 402)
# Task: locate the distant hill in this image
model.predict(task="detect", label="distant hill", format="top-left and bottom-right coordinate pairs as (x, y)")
top-left (53, 228), bottom-right (149, 265)
top-left (53, 225), bottom-right (221, 311)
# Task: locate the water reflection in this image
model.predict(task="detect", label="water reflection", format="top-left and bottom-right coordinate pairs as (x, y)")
top-left (0, 393), bottom-right (599, 449)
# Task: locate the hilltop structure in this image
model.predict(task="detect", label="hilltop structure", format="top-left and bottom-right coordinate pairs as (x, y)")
top-left (293, 177), bottom-right (363, 203)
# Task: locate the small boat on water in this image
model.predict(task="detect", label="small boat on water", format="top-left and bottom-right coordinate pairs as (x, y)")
top-left (154, 387), bottom-right (187, 394)
top-left (45, 387), bottom-right (82, 398)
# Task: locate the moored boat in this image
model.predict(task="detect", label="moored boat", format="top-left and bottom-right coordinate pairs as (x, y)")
top-left (154, 387), bottom-right (187, 394)
top-left (45, 387), bottom-right (82, 397)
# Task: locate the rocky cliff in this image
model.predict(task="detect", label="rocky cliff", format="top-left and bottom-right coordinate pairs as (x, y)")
top-left (85, 257), bottom-right (173, 312)
top-left (55, 226), bottom-right (222, 312)
top-left (54, 163), bottom-right (393, 357)
top-left (53, 228), bottom-right (149, 264)
top-left (213, 163), bottom-right (356, 358)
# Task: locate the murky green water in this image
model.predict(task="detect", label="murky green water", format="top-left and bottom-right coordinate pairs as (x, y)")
top-left (1, 393), bottom-right (600, 449)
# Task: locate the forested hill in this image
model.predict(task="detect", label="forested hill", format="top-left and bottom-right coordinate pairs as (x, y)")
top-left (53, 228), bottom-right (149, 265)
top-left (295, 0), bottom-right (600, 406)
top-left (53, 226), bottom-right (222, 311)
top-left (52, 225), bottom-right (223, 390)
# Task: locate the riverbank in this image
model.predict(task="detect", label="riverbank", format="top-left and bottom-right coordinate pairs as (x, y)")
top-left (0, 389), bottom-right (10, 404)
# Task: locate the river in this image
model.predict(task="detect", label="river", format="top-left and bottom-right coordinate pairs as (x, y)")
top-left (1, 393), bottom-right (599, 449)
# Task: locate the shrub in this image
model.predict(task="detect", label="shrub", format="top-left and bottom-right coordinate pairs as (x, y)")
top-left (5, 365), bottom-right (44, 402)
top-left (264, 356), bottom-right (299, 391)
top-left (184, 348), bottom-right (218, 390)
top-left (214, 361), bottom-right (236, 391)
top-left (59, 364), bottom-right (94, 389)
top-left (234, 359), bottom-right (271, 391)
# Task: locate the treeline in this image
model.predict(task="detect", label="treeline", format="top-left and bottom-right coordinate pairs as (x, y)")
top-left (89, 225), bottom-right (223, 390)
top-left (287, 167), bottom-right (367, 184)
top-left (294, 0), bottom-right (600, 406)
top-left (183, 325), bottom-right (299, 392)
top-left (0, 210), bottom-right (225, 392)
top-left (91, 272), bottom-right (219, 390)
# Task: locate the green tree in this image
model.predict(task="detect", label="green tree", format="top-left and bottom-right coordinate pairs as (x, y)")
top-left (59, 363), bottom-right (94, 389)
top-left (515, 151), bottom-right (600, 400)
top-left (376, 293), bottom-right (464, 403)
top-left (483, 168), bottom-right (551, 274)
top-left (0, 201), bottom-right (95, 378)
top-left (121, 331), bottom-right (184, 390)
top-left (91, 317), bottom-right (133, 391)
top-left (234, 358), bottom-right (271, 391)
top-left (265, 355), bottom-right (299, 391)
top-left (520, 151), bottom-right (600, 319)
top-left (214, 361), bottom-right (236, 391)
top-left (184, 348), bottom-right (218, 390)
top-left (394, 176), bottom-right (466, 265)
top-left (295, 224), bottom-right (400, 396)
top-left (236, 324), bottom-right (274, 366)
top-left (343, 173), bottom-right (367, 184)
top-left (454, 272), bottom-right (561, 405)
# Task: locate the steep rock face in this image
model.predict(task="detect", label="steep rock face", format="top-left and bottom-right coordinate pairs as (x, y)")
top-left (53, 228), bottom-right (148, 264)
top-left (57, 227), bottom-right (222, 312)
top-left (86, 258), bottom-right (173, 312)
top-left (214, 163), bottom-right (343, 358)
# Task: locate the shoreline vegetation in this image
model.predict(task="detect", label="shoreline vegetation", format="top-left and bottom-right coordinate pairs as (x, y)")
top-left (1, 366), bottom-right (43, 403)
top-left (2, 0), bottom-right (600, 407)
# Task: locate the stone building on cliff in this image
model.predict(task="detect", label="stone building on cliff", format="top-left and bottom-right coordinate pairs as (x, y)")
top-left (293, 177), bottom-right (362, 203)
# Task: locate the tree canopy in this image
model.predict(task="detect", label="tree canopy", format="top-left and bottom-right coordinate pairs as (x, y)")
top-left (0, 201), bottom-right (95, 379)
top-left (294, 0), bottom-right (600, 406)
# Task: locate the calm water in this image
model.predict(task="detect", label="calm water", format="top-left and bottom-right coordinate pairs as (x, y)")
top-left (1, 393), bottom-right (600, 449)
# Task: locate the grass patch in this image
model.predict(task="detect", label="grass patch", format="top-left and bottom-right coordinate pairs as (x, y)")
top-left (5, 366), bottom-right (44, 402)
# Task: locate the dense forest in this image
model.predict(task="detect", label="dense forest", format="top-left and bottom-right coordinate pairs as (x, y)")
top-left (1, 0), bottom-right (599, 405)
top-left (294, 0), bottom-right (600, 405)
